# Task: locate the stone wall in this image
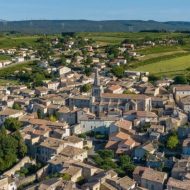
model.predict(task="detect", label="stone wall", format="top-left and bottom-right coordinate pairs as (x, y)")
top-left (4, 157), bottom-right (36, 177)
top-left (18, 174), bottom-right (36, 187)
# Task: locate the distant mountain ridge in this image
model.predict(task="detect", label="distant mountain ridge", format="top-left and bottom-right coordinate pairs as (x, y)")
top-left (1, 20), bottom-right (190, 34)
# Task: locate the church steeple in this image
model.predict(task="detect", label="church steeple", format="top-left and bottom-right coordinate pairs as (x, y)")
top-left (94, 68), bottom-right (100, 86)
top-left (92, 68), bottom-right (103, 98)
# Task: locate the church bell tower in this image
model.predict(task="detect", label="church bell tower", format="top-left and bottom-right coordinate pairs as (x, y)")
top-left (92, 68), bottom-right (104, 100)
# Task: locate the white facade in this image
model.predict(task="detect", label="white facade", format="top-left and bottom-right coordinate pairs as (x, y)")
top-left (15, 57), bottom-right (25, 63)
top-left (73, 119), bottom-right (116, 134)
top-left (59, 66), bottom-right (71, 76)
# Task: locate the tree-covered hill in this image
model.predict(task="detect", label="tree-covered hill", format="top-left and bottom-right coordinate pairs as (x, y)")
top-left (1, 20), bottom-right (190, 34)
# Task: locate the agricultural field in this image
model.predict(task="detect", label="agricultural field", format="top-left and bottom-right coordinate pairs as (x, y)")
top-left (0, 61), bottom-right (35, 85)
top-left (79, 32), bottom-right (190, 78)
top-left (133, 54), bottom-right (190, 77)
top-left (0, 34), bottom-right (59, 49)
top-left (78, 32), bottom-right (189, 45)
top-left (0, 32), bottom-right (190, 82)
top-left (136, 45), bottom-right (187, 55)
top-left (0, 35), bottom-right (40, 48)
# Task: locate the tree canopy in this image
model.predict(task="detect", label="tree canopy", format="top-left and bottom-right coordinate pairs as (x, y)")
top-left (167, 134), bottom-right (179, 150)
top-left (93, 150), bottom-right (135, 177)
top-left (80, 84), bottom-right (92, 93)
top-left (12, 103), bottom-right (22, 110)
top-left (0, 126), bottom-right (27, 173)
top-left (173, 75), bottom-right (188, 84)
top-left (111, 66), bottom-right (125, 78)
top-left (3, 118), bottom-right (22, 132)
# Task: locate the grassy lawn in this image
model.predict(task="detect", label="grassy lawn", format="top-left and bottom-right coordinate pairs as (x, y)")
top-left (133, 54), bottom-right (190, 77)
top-left (0, 54), bottom-right (11, 61)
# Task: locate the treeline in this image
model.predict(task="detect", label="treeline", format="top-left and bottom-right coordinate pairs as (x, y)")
top-left (140, 30), bottom-right (168, 33)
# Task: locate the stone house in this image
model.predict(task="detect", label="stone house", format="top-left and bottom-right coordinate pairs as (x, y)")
top-left (0, 108), bottom-right (24, 125)
top-left (167, 177), bottom-right (190, 190)
top-left (182, 137), bottom-right (190, 156)
top-left (59, 145), bottom-right (87, 162)
top-left (37, 137), bottom-right (65, 163)
top-left (141, 168), bottom-right (167, 190)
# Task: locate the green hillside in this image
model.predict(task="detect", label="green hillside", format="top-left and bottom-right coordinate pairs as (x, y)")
top-left (133, 54), bottom-right (190, 77)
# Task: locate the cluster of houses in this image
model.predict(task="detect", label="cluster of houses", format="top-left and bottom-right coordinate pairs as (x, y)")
top-left (0, 36), bottom-right (189, 190)
top-left (0, 47), bottom-right (37, 68)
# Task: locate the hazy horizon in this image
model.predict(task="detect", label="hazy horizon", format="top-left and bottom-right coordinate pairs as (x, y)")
top-left (1, 19), bottom-right (190, 22)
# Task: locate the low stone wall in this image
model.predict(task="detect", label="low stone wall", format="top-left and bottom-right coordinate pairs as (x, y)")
top-left (18, 164), bottom-right (49, 188)
top-left (18, 174), bottom-right (36, 187)
top-left (4, 157), bottom-right (36, 177)
top-left (36, 165), bottom-right (49, 180)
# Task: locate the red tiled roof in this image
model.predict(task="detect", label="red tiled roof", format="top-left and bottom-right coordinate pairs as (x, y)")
top-left (114, 120), bottom-right (132, 130)
top-left (175, 85), bottom-right (190, 91)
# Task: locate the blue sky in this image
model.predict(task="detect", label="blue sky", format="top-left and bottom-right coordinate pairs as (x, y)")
top-left (0, 0), bottom-right (190, 21)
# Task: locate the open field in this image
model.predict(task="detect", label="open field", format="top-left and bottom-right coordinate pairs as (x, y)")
top-left (0, 35), bottom-right (60, 49)
top-left (0, 61), bottom-right (35, 77)
top-left (0, 61), bottom-right (35, 85)
top-left (0, 32), bottom-right (190, 80)
top-left (133, 54), bottom-right (190, 77)
top-left (137, 50), bottom-right (188, 61)
top-left (136, 45), bottom-right (187, 55)
top-left (0, 36), bottom-right (41, 48)
top-left (78, 32), bottom-right (189, 45)
top-left (78, 32), bottom-right (190, 78)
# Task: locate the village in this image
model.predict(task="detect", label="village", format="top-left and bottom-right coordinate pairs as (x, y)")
top-left (0, 34), bottom-right (189, 190)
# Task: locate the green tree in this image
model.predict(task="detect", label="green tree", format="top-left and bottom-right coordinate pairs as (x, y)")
top-left (119, 155), bottom-right (135, 174)
top-left (149, 75), bottom-right (160, 82)
top-left (0, 127), bottom-right (26, 173)
top-left (102, 158), bottom-right (117, 170)
top-left (16, 71), bottom-right (32, 83)
top-left (49, 115), bottom-right (57, 122)
top-left (167, 135), bottom-right (179, 150)
top-left (173, 75), bottom-right (188, 84)
top-left (60, 55), bottom-right (67, 66)
top-left (12, 130), bottom-right (27, 158)
top-left (85, 56), bottom-right (93, 65)
top-left (106, 46), bottom-right (119, 58)
top-left (12, 103), bottom-right (22, 110)
top-left (4, 118), bottom-right (22, 132)
top-left (178, 37), bottom-right (186, 45)
top-left (93, 150), bottom-right (116, 171)
top-left (111, 66), bottom-right (125, 78)
top-left (84, 67), bottom-right (92, 76)
top-left (97, 150), bottom-right (114, 159)
top-left (123, 90), bottom-right (134, 94)
top-left (62, 173), bottom-right (71, 181)
top-left (33, 73), bottom-right (45, 87)
top-left (80, 84), bottom-right (92, 93)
